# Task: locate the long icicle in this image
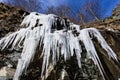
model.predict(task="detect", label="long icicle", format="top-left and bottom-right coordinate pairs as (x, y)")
top-left (0, 12), bottom-right (118, 80)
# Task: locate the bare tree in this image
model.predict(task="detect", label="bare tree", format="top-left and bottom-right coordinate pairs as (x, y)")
top-left (57, 4), bottom-right (70, 18)
top-left (78, 0), bottom-right (102, 22)
top-left (78, 12), bottom-right (86, 26)
top-left (84, 0), bottom-right (101, 21)
top-left (15, 0), bottom-right (41, 12)
top-left (47, 6), bottom-right (57, 14)
top-left (47, 4), bottom-right (79, 24)
top-left (47, 4), bottom-right (71, 18)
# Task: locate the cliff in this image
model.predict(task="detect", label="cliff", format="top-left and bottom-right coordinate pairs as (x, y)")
top-left (0, 3), bottom-right (120, 80)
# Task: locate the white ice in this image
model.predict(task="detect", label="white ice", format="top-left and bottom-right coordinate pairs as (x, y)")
top-left (0, 12), bottom-right (118, 80)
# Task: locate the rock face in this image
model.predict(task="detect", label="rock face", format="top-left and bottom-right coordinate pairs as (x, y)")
top-left (0, 66), bottom-right (15, 80)
top-left (0, 3), bottom-right (28, 38)
top-left (112, 4), bottom-right (120, 19)
top-left (0, 4), bottom-right (120, 80)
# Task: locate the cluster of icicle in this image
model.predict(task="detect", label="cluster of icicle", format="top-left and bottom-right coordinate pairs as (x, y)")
top-left (0, 12), bottom-right (118, 80)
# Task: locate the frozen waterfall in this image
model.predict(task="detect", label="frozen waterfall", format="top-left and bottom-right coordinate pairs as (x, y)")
top-left (0, 12), bottom-right (118, 80)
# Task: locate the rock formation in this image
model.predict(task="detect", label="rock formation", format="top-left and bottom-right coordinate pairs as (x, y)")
top-left (0, 3), bottom-right (120, 80)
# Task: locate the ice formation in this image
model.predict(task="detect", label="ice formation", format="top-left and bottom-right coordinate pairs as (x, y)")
top-left (0, 12), bottom-right (118, 80)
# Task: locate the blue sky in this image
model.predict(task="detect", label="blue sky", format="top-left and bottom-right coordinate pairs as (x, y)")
top-left (42, 0), bottom-right (120, 18)
top-left (0, 0), bottom-right (120, 21)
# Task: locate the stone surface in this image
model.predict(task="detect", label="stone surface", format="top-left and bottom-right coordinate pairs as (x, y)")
top-left (0, 67), bottom-right (15, 80)
top-left (0, 3), bottom-right (28, 38)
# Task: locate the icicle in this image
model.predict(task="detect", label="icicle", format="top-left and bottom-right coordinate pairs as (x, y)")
top-left (41, 30), bottom-right (82, 77)
top-left (68, 31), bottom-right (82, 67)
top-left (13, 28), bottom-right (40, 80)
top-left (79, 29), bottom-right (105, 80)
top-left (0, 12), bottom-right (118, 80)
top-left (88, 28), bottom-right (118, 61)
top-left (0, 29), bottom-right (27, 50)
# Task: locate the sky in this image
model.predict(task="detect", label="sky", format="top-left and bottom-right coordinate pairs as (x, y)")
top-left (41, 0), bottom-right (120, 17)
top-left (0, 0), bottom-right (120, 21)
